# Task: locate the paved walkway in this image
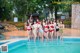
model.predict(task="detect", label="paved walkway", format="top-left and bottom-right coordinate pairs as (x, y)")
top-left (63, 28), bottom-right (80, 37)
top-left (2, 28), bottom-right (80, 39)
top-left (2, 30), bottom-right (28, 39)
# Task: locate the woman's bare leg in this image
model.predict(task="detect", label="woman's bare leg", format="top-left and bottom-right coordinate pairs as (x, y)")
top-left (56, 31), bottom-right (60, 40)
top-left (41, 32), bottom-right (44, 41)
top-left (34, 35), bottom-right (37, 41)
top-left (39, 32), bottom-right (44, 41)
top-left (28, 31), bottom-right (32, 41)
top-left (56, 32), bottom-right (58, 40)
top-left (33, 31), bottom-right (37, 41)
top-left (60, 32), bottom-right (63, 40)
top-left (49, 32), bottom-right (52, 40)
top-left (51, 32), bottom-right (53, 40)
top-left (27, 31), bottom-right (30, 39)
top-left (44, 32), bottom-right (48, 41)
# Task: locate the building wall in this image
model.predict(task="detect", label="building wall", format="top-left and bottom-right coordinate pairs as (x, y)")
top-left (72, 4), bottom-right (80, 29)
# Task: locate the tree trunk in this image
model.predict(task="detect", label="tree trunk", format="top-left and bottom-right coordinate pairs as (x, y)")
top-left (55, 5), bottom-right (58, 23)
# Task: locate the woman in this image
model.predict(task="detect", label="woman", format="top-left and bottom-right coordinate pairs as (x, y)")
top-left (32, 21), bottom-right (38, 41)
top-left (37, 19), bottom-right (40, 24)
top-left (42, 19), bottom-right (45, 26)
top-left (49, 21), bottom-right (54, 40)
top-left (36, 19), bottom-right (40, 37)
top-left (43, 21), bottom-right (49, 40)
top-left (26, 21), bottom-right (32, 40)
top-left (56, 23), bottom-right (60, 40)
top-left (59, 22), bottom-right (64, 40)
top-left (38, 21), bottom-right (44, 41)
top-left (53, 21), bottom-right (56, 37)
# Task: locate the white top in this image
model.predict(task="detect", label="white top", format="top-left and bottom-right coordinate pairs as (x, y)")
top-left (56, 26), bottom-right (59, 29)
top-left (43, 22), bottom-right (45, 26)
top-left (38, 24), bottom-right (43, 30)
top-left (54, 22), bottom-right (56, 30)
top-left (32, 24), bottom-right (38, 30)
top-left (26, 26), bottom-right (31, 29)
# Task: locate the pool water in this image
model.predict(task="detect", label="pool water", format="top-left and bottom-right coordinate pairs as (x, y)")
top-left (8, 39), bottom-right (80, 53)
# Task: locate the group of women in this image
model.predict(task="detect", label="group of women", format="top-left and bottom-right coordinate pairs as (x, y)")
top-left (24, 19), bottom-right (64, 41)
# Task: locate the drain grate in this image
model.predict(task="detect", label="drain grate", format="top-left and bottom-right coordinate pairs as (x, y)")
top-left (1, 45), bottom-right (8, 52)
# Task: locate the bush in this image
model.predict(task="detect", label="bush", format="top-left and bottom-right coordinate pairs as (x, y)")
top-left (63, 20), bottom-right (71, 28)
top-left (7, 21), bottom-right (24, 28)
top-left (63, 20), bottom-right (71, 25)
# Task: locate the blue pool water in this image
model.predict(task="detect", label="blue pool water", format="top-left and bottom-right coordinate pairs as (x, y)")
top-left (2, 38), bottom-right (80, 53)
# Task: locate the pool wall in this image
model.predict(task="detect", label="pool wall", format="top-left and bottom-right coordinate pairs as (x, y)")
top-left (8, 40), bottom-right (26, 51)
top-left (0, 39), bottom-right (27, 53)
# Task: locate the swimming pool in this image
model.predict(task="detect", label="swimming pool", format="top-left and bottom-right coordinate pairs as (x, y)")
top-left (0, 41), bottom-right (9, 45)
top-left (1, 38), bottom-right (80, 53)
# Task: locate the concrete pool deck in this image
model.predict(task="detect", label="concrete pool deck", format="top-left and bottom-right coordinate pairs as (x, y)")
top-left (2, 28), bottom-right (80, 39)
top-left (63, 28), bottom-right (80, 37)
top-left (2, 30), bottom-right (28, 39)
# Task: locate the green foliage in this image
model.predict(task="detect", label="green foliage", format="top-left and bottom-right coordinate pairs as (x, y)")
top-left (73, 0), bottom-right (80, 2)
top-left (0, 0), bottom-right (14, 20)
top-left (63, 19), bottom-right (71, 25)
top-left (8, 21), bottom-right (24, 28)
top-left (39, 14), bottom-right (45, 20)
top-left (0, 0), bottom-right (80, 21)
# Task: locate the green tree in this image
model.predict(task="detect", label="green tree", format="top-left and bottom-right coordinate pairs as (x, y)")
top-left (0, 0), bottom-right (13, 21)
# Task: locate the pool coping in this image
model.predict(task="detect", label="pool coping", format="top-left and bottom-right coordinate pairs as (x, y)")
top-left (0, 36), bottom-right (80, 42)
top-left (62, 36), bottom-right (80, 38)
top-left (0, 38), bottom-right (28, 48)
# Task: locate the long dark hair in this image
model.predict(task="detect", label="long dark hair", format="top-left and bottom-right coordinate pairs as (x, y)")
top-left (26, 20), bottom-right (29, 26)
